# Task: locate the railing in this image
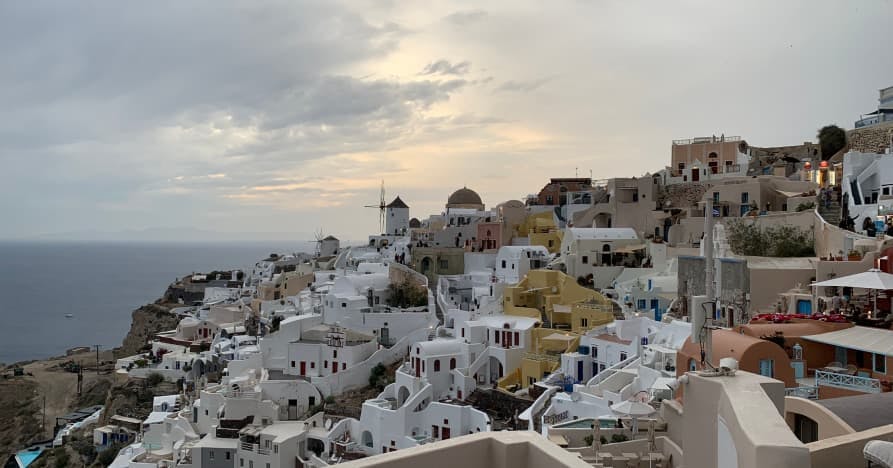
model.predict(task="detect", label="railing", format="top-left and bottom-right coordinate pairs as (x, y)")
top-left (815, 370), bottom-right (881, 393)
top-left (224, 390), bottom-right (260, 399)
top-left (240, 442), bottom-right (254, 451)
top-left (785, 386), bottom-right (819, 400)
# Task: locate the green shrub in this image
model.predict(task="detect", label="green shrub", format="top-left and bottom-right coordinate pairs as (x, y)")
top-left (725, 220), bottom-right (815, 257)
top-left (610, 433), bottom-right (629, 443)
top-left (146, 372), bottom-right (164, 387)
top-left (325, 395), bottom-right (336, 404)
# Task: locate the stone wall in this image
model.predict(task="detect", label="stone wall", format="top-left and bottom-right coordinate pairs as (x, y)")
top-left (848, 122), bottom-right (893, 154)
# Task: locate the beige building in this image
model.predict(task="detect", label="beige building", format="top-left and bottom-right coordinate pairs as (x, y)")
top-left (341, 368), bottom-right (893, 468)
top-left (670, 135), bottom-right (750, 182)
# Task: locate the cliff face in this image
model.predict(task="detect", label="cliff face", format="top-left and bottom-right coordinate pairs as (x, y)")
top-left (114, 303), bottom-right (181, 358)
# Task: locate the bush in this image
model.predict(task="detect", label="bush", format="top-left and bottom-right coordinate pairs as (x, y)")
top-left (146, 372), bottom-right (164, 387)
top-left (387, 279), bottom-right (428, 308)
top-left (97, 443), bottom-right (125, 466)
top-left (610, 433), bottom-right (629, 443)
top-left (583, 435), bottom-right (593, 446)
top-left (53, 448), bottom-right (69, 468)
top-left (134, 359), bottom-right (148, 368)
top-left (325, 395), bottom-right (336, 404)
top-left (369, 364), bottom-right (390, 390)
top-left (725, 220), bottom-right (815, 257)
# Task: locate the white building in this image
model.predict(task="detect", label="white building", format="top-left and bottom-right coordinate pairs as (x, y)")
top-left (494, 246), bottom-right (550, 284)
top-left (560, 228), bottom-right (642, 288)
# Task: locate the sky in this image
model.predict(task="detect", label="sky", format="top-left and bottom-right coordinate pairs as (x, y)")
top-left (2, 0), bottom-right (892, 241)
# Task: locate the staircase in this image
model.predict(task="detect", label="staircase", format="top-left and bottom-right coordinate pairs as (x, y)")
top-left (817, 196), bottom-right (841, 226)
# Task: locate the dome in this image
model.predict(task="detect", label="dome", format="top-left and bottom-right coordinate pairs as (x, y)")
top-left (447, 187), bottom-right (483, 207)
top-left (409, 218), bottom-right (421, 228)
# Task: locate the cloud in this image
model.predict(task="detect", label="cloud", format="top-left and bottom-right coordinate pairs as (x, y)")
top-left (419, 59), bottom-right (471, 76)
top-left (494, 77), bottom-right (555, 93)
top-left (443, 10), bottom-right (488, 26)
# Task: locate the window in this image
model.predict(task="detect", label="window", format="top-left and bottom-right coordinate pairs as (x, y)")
top-left (582, 255), bottom-right (589, 264)
top-left (210, 450), bottom-right (215, 460)
top-left (741, 192), bottom-right (749, 203)
top-left (495, 332), bottom-right (500, 344)
top-left (620, 352), bottom-right (627, 361)
top-left (274, 444), bottom-right (278, 454)
top-left (689, 359), bottom-right (697, 371)
top-left (450, 358), bottom-right (456, 370)
top-left (226, 452), bottom-right (231, 460)
top-left (637, 299), bottom-right (646, 310)
top-left (240, 459), bottom-right (244, 467)
top-left (434, 360), bottom-right (441, 372)
top-left (501, 260), bottom-right (506, 268)
top-left (342, 363), bottom-right (346, 370)
top-left (310, 362), bottom-right (315, 369)
top-left (333, 350), bottom-right (338, 358)
top-left (885, 187), bottom-right (891, 196)
top-left (591, 346), bottom-right (598, 359)
top-left (291, 361), bottom-right (295, 367)
top-left (678, 162), bottom-right (685, 171)
top-left (875, 354), bottom-right (887, 374)
top-left (439, 259), bottom-right (449, 269)
top-left (713, 192), bottom-right (720, 202)
top-left (514, 332), bottom-right (519, 346)
top-left (548, 239), bottom-right (554, 247)
top-left (341, 302), bottom-right (347, 308)
top-left (581, 318), bottom-right (588, 328)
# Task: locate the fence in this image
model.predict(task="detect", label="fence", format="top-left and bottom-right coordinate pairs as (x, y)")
top-left (815, 370), bottom-right (881, 393)
top-left (784, 386), bottom-right (819, 400)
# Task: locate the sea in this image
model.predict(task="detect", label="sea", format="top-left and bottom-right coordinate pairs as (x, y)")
top-left (0, 241), bottom-right (312, 364)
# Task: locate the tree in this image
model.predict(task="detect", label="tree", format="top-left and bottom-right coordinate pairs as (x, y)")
top-left (817, 125), bottom-right (847, 160)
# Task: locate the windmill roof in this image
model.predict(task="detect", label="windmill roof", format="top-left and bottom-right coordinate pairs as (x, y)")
top-left (387, 196), bottom-right (409, 208)
top-left (323, 235), bottom-right (339, 241)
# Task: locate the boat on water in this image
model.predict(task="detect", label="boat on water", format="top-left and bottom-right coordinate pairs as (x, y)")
top-left (65, 313), bottom-right (74, 318)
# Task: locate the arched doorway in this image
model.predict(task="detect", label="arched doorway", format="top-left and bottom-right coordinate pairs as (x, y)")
top-left (420, 257), bottom-right (433, 273)
top-left (361, 431), bottom-right (373, 448)
top-left (397, 386), bottom-right (410, 406)
top-left (601, 244), bottom-right (612, 266)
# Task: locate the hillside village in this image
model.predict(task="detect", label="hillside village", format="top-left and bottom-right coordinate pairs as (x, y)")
top-left (9, 87), bottom-right (893, 468)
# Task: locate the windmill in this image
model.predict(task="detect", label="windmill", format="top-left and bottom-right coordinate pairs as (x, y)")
top-left (364, 180), bottom-right (386, 234)
top-left (307, 228), bottom-right (325, 257)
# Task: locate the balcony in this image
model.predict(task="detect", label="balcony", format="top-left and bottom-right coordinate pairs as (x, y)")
top-left (815, 370), bottom-right (881, 394)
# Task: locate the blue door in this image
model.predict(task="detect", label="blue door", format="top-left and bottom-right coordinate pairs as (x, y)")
top-left (759, 359), bottom-right (774, 378)
top-left (796, 300), bottom-right (812, 315)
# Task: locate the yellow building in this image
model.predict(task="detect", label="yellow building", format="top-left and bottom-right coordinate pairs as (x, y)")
top-left (519, 212), bottom-right (563, 253)
top-left (500, 270), bottom-right (615, 388)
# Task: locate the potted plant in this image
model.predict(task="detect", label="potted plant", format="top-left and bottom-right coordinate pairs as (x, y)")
top-left (848, 250), bottom-right (862, 261)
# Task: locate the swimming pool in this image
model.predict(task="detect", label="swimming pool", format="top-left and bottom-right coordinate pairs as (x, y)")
top-left (553, 417), bottom-right (617, 429)
top-left (16, 449), bottom-right (43, 467)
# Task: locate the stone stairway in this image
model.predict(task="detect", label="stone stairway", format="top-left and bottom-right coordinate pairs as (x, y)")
top-left (817, 196), bottom-right (841, 226)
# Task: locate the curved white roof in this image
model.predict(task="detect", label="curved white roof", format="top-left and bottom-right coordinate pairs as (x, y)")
top-left (470, 315), bottom-right (540, 330)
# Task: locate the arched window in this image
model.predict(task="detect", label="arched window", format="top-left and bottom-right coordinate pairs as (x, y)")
top-left (434, 360), bottom-right (441, 372)
top-left (450, 358), bottom-right (456, 370)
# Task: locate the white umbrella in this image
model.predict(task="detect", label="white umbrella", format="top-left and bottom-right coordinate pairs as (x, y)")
top-left (812, 269), bottom-right (893, 289)
top-left (812, 269), bottom-right (893, 315)
top-left (610, 400), bottom-right (656, 437)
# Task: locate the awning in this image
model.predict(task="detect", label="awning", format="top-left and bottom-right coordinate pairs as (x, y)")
top-left (802, 326), bottom-right (893, 357)
top-left (615, 244), bottom-right (646, 254)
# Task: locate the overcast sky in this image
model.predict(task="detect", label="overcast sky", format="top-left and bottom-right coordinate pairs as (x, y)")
top-left (2, 0), bottom-right (892, 241)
